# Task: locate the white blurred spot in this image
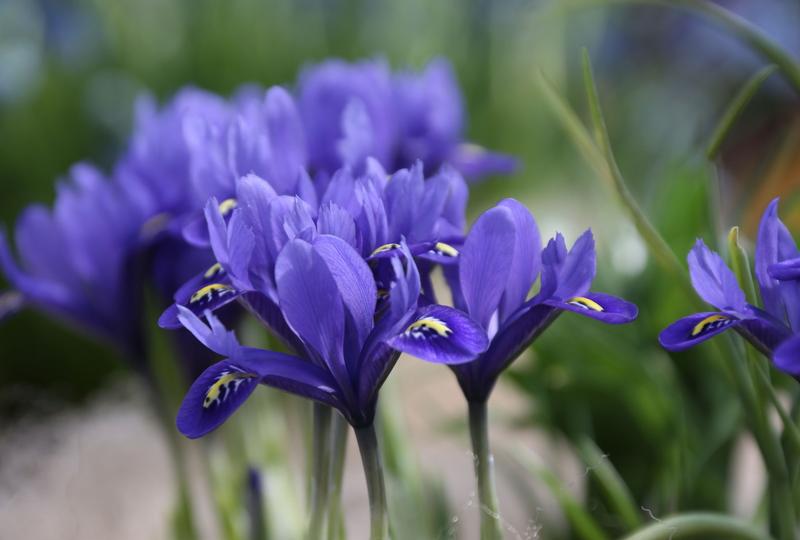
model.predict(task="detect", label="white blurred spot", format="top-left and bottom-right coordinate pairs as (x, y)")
top-left (611, 226), bottom-right (647, 276)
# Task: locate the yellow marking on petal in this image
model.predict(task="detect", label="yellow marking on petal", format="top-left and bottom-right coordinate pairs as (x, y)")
top-left (203, 262), bottom-right (224, 279)
top-left (566, 296), bottom-right (604, 312)
top-left (371, 243), bottom-right (401, 256)
top-left (218, 198), bottom-right (238, 216)
top-left (139, 212), bottom-right (171, 239)
top-left (691, 314), bottom-right (730, 337)
top-left (405, 316), bottom-right (452, 338)
top-left (434, 242), bottom-right (459, 257)
top-left (190, 283), bottom-right (234, 304)
top-left (204, 371), bottom-right (256, 408)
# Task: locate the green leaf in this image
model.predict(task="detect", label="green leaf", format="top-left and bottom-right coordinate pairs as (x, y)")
top-left (707, 66), bottom-right (778, 160)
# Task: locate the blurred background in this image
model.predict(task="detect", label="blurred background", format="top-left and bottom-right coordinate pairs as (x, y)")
top-left (1, 0), bottom-right (800, 538)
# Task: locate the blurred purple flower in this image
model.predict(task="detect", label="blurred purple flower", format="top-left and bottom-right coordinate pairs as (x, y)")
top-left (298, 58), bottom-right (516, 181)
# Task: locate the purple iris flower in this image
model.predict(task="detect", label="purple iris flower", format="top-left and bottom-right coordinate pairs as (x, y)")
top-left (659, 199), bottom-right (795, 368)
top-left (298, 58), bottom-right (516, 181)
top-left (175, 240), bottom-right (487, 437)
top-left (445, 199), bottom-right (638, 402)
top-left (444, 199), bottom-right (638, 402)
top-left (0, 164), bottom-right (152, 359)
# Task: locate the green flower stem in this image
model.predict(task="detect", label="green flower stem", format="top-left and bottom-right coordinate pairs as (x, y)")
top-left (621, 512), bottom-right (773, 540)
top-left (576, 436), bottom-right (641, 532)
top-left (326, 413), bottom-right (349, 540)
top-left (468, 401), bottom-right (504, 540)
top-left (725, 337), bottom-right (795, 540)
top-left (355, 423), bottom-right (389, 540)
top-left (706, 66), bottom-right (778, 160)
top-left (139, 366), bottom-right (199, 540)
top-left (308, 403), bottom-right (333, 540)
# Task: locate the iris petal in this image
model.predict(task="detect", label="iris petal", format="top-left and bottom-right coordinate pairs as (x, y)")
top-left (659, 311), bottom-right (742, 352)
top-left (774, 334), bottom-right (800, 377)
top-left (388, 304), bottom-right (488, 365)
top-left (545, 292), bottom-right (638, 324)
top-left (459, 205), bottom-right (516, 329)
top-left (176, 359), bottom-right (260, 439)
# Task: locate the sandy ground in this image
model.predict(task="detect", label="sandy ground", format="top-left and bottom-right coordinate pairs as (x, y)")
top-left (0, 351), bottom-right (589, 540)
top-left (0, 353), bottom-right (763, 540)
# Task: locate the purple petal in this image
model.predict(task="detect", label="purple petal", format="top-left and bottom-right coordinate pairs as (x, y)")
top-left (384, 164), bottom-right (426, 242)
top-left (240, 292), bottom-right (305, 354)
top-left (448, 144), bottom-right (519, 182)
top-left (177, 359), bottom-right (261, 438)
top-left (545, 292), bottom-right (638, 324)
top-left (756, 198), bottom-right (800, 327)
top-left (176, 306), bottom-right (239, 357)
top-left (182, 211), bottom-right (211, 247)
top-left (275, 239), bottom-right (348, 390)
top-left (430, 165), bottom-right (468, 235)
top-left (497, 199), bottom-right (541, 320)
top-left (158, 265), bottom-right (243, 329)
top-left (688, 239), bottom-right (746, 312)
top-left (313, 235), bottom-right (377, 353)
top-left (459, 205), bottom-right (516, 328)
top-left (552, 229), bottom-right (596, 300)
top-left (736, 306), bottom-right (792, 356)
top-left (465, 303), bottom-right (560, 401)
top-left (264, 86), bottom-right (307, 188)
top-left (769, 257), bottom-right (800, 281)
top-left (387, 304), bottom-right (488, 365)
top-left (773, 334), bottom-right (800, 377)
top-left (317, 202), bottom-right (357, 248)
top-left (659, 312), bottom-right (742, 352)
top-left (205, 197), bottom-right (231, 266)
top-left (337, 99), bottom-right (374, 169)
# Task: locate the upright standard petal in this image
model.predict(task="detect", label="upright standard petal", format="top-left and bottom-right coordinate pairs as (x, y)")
top-left (313, 235), bottom-right (378, 354)
top-left (275, 239), bottom-right (344, 367)
top-left (550, 229), bottom-right (596, 301)
top-left (688, 239), bottom-right (746, 312)
top-left (497, 199), bottom-right (541, 320)
top-left (459, 205), bottom-right (516, 329)
top-left (176, 306), bottom-right (239, 357)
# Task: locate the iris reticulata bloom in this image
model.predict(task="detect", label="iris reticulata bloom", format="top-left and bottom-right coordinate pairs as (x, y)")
top-left (443, 199), bottom-right (638, 402)
top-left (298, 58), bottom-right (516, 180)
top-left (175, 240), bottom-right (487, 437)
top-left (659, 199), bottom-right (795, 368)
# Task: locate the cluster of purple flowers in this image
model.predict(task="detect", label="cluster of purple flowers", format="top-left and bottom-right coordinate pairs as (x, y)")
top-left (0, 58), bottom-right (512, 367)
top-left (0, 56), bottom-right (641, 538)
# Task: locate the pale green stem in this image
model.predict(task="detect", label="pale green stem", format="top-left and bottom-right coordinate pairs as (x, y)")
top-left (140, 369), bottom-right (198, 540)
top-left (468, 401), bottom-right (504, 540)
top-left (725, 336), bottom-right (795, 540)
top-left (622, 512), bottom-right (773, 540)
top-left (326, 413), bottom-right (349, 540)
top-left (308, 404), bottom-right (332, 540)
top-left (706, 66), bottom-right (778, 159)
top-left (576, 436), bottom-right (641, 531)
top-left (355, 424), bottom-right (389, 540)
